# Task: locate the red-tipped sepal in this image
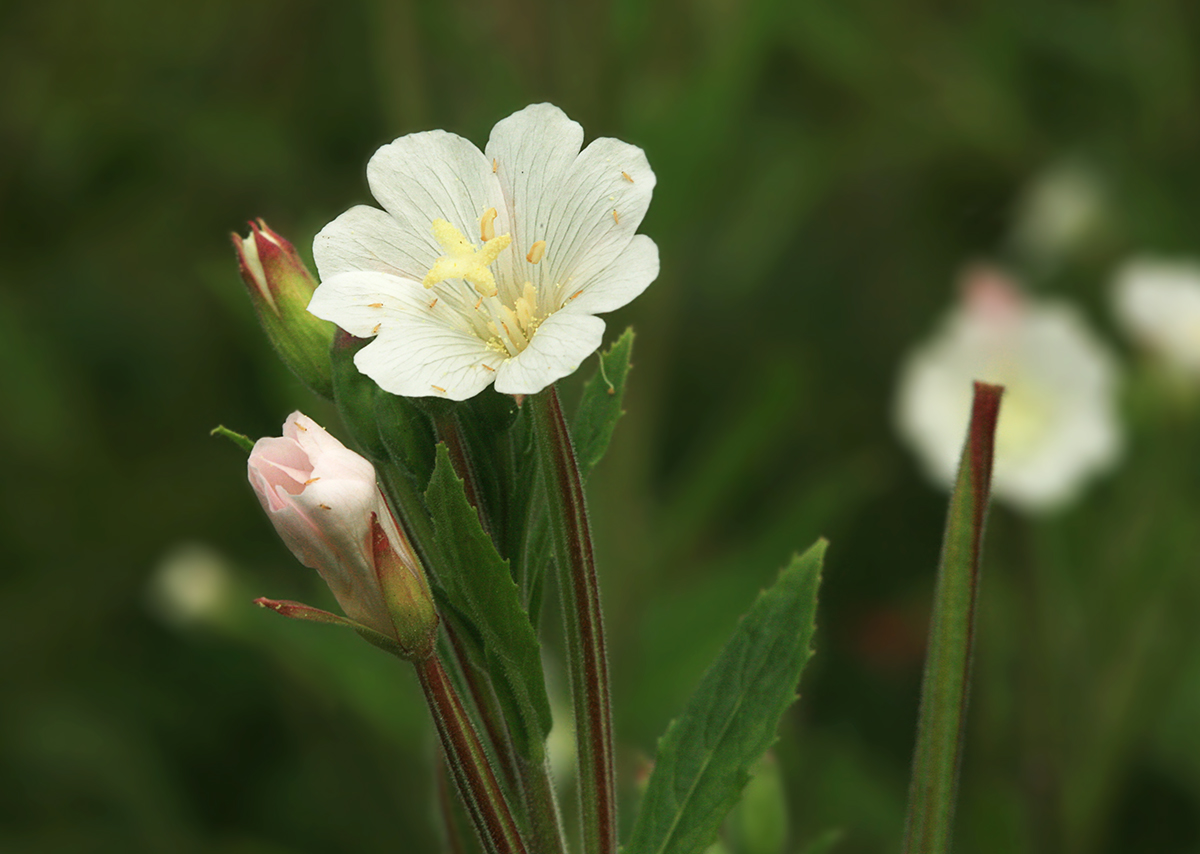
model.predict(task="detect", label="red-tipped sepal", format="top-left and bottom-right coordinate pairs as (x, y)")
top-left (254, 596), bottom-right (407, 657)
top-left (371, 512), bottom-right (439, 661)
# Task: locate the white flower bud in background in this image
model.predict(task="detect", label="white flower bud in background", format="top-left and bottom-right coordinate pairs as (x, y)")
top-left (895, 265), bottom-right (1123, 512)
top-left (248, 412), bottom-right (438, 659)
top-left (1111, 257), bottom-right (1200, 379)
top-left (1010, 161), bottom-right (1106, 268)
top-left (147, 542), bottom-right (234, 628)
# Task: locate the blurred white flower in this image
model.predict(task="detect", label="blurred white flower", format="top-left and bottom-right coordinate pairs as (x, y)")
top-left (147, 542), bottom-right (233, 627)
top-left (1112, 257), bottom-right (1200, 377)
top-left (895, 265), bottom-right (1122, 512)
top-left (308, 103), bottom-right (659, 400)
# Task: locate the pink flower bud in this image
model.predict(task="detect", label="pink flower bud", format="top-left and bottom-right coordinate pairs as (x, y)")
top-left (232, 220), bottom-right (335, 398)
top-left (248, 412), bottom-right (437, 658)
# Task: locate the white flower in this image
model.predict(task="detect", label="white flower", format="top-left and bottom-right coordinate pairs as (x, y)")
top-left (307, 103), bottom-right (659, 400)
top-left (895, 266), bottom-right (1122, 512)
top-left (1112, 257), bottom-right (1200, 377)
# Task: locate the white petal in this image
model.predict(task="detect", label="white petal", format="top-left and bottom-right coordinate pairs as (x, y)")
top-left (353, 318), bottom-right (500, 401)
top-left (565, 235), bottom-right (659, 316)
top-left (486, 105), bottom-right (655, 307)
top-left (366, 130), bottom-right (509, 276)
top-left (307, 271), bottom-right (428, 338)
top-left (494, 312), bottom-right (605, 395)
top-left (313, 205), bottom-right (435, 282)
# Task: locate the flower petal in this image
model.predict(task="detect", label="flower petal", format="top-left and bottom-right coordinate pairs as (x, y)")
top-left (313, 205), bottom-right (435, 282)
top-left (365, 130), bottom-right (508, 278)
top-left (307, 271), bottom-right (428, 338)
top-left (494, 312), bottom-right (605, 395)
top-left (353, 317), bottom-right (501, 401)
top-left (486, 105), bottom-right (655, 308)
top-left (562, 235), bottom-right (659, 316)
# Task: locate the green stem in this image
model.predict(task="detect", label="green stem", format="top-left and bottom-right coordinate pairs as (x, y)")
top-left (529, 385), bottom-right (617, 854)
top-left (417, 655), bottom-right (530, 854)
top-left (518, 752), bottom-right (568, 854)
top-left (902, 382), bottom-right (1003, 854)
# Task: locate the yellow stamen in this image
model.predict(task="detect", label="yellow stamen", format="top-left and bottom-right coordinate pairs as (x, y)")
top-left (480, 208), bottom-right (497, 242)
top-left (526, 240), bottom-right (546, 264)
top-left (422, 218), bottom-right (511, 297)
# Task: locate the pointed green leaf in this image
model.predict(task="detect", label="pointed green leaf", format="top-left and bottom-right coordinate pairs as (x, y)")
top-left (425, 444), bottom-right (553, 760)
top-left (626, 540), bottom-right (825, 854)
top-left (902, 382), bottom-right (1003, 854)
top-left (573, 328), bottom-right (635, 479)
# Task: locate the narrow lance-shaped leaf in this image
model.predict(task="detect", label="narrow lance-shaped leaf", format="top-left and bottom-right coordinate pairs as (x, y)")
top-left (625, 540), bottom-right (825, 854)
top-left (573, 328), bottom-right (635, 480)
top-left (425, 444), bottom-right (553, 760)
top-left (901, 381), bottom-right (1003, 854)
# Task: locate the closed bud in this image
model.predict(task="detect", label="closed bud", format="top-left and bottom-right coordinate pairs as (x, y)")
top-left (248, 411), bottom-right (438, 659)
top-left (233, 220), bottom-right (335, 398)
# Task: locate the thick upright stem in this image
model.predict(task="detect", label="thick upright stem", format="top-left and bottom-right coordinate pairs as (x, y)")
top-left (518, 753), bottom-right (568, 854)
top-left (417, 656), bottom-right (529, 854)
top-left (529, 385), bottom-right (616, 854)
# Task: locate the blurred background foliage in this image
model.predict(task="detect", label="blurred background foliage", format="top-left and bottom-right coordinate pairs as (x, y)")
top-left (3, 0), bottom-right (1200, 851)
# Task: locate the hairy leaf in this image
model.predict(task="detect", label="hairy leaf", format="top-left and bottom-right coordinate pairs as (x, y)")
top-left (626, 540), bottom-right (825, 854)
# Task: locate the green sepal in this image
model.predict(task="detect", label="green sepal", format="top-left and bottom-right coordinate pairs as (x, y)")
top-left (573, 328), bottom-right (635, 480)
top-left (625, 540), bottom-right (825, 854)
top-left (254, 596), bottom-right (407, 659)
top-left (424, 444), bottom-right (553, 760)
top-left (211, 424), bottom-right (254, 453)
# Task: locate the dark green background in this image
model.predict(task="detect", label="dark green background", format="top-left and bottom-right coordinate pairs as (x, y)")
top-left (4, 1), bottom-right (1200, 852)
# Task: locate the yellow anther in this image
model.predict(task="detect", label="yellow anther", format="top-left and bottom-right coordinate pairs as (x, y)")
top-left (422, 218), bottom-right (511, 297)
top-left (372, 323), bottom-right (381, 334)
top-left (482, 363), bottom-right (495, 372)
top-left (622, 171), bottom-right (633, 183)
top-left (369, 302), bottom-right (383, 308)
top-left (429, 297), bottom-right (439, 309)
top-left (304, 477), bottom-right (320, 485)
top-left (526, 240), bottom-right (546, 264)
top-left (431, 385), bottom-right (446, 394)
top-left (480, 208), bottom-right (497, 242)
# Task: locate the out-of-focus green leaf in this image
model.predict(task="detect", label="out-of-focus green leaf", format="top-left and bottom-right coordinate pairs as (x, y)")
top-left (625, 540), bottom-right (825, 854)
top-left (424, 444), bottom-right (552, 760)
top-left (572, 328), bottom-right (635, 479)
top-left (797, 829), bottom-right (844, 854)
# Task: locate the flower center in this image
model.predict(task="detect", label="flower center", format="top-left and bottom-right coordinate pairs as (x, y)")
top-left (422, 215), bottom-right (512, 297)
top-left (481, 282), bottom-right (544, 357)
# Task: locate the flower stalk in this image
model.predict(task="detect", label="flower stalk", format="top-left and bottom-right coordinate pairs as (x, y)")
top-left (529, 385), bottom-right (617, 854)
top-left (417, 654), bottom-right (530, 854)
